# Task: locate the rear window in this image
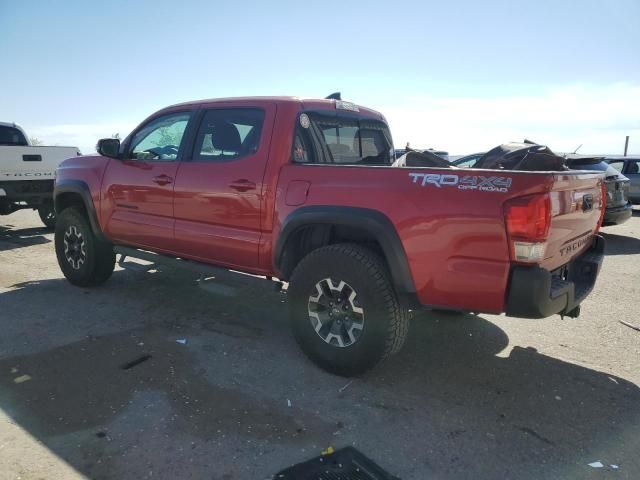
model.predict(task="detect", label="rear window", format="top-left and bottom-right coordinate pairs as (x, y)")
top-left (298, 113), bottom-right (393, 166)
top-left (0, 126), bottom-right (28, 146)
top-left (568, 160), bottom-right (609, 171)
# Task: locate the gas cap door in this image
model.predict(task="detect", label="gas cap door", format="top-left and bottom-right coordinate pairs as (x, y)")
top-left (285, 181), bottom-right (311, 206)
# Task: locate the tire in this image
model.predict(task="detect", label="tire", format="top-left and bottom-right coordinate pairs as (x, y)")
top-left (55, 207), bottom-right (115, 287)
top-left (38, 204), bottom-right (56, 229)
top-left (288, 243), bottom-right (410, 377)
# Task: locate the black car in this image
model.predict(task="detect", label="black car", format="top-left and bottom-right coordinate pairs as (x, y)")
top-left (452, 151), bottom-right (632, 226)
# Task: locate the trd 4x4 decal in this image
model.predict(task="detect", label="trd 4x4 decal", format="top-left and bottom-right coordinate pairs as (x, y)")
top-left (409, 173), bottom-right (512, 193)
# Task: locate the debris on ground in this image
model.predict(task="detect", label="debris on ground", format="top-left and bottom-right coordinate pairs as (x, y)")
top-left (321, 446), bottom-right (335, 456)
top-left (120, 354), bottom-right (152, 370)
top-left (588, 461), bottom-right (604, 468)
top-left (339, 380), bottom-right (353, 393)
top-left (611, 464), bottom-right (619, 469)
top-left (619, 320), bottom-right (640, 332)
top-left (13, 374), bottom-right (32, 384)
top-left (275, 446), bottom-right (397, 479)
top-left (287, 399), bottom-right (292, 407)
top-left (176, 338), bottom-right (187, 345)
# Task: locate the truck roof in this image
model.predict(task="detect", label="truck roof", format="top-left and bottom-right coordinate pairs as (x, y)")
top-left (164, 96), bottom-right (385, 120)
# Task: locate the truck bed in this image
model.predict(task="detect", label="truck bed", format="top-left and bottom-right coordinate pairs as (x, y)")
top-left (274, 164), bottom-right (604, 314)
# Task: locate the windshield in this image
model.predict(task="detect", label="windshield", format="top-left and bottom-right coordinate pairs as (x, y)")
top-left (0, 126), bottom-right (28, 146)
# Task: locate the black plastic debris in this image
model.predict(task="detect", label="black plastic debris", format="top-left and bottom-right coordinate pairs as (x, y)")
top-left (120, 354), bottom-right (152, 370)
top-left (274, 446), bottom-right (399, 480)
top-left (473, 142), bottom-right (568, 171)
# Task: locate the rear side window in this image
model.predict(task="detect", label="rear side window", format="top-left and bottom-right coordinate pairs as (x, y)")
top-left (297, 113), bottom-right (393, 166)
top-left (193, 108), bottom-right (264, 161)
top-left (0, 126), bottom-right (28, 146)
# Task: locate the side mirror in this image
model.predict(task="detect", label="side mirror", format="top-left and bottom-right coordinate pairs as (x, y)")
top-left (97, 138), bottom-right (121, 158)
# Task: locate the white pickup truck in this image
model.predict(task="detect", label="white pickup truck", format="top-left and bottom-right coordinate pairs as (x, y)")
top-left (0, 122), bottom-right (80, 228)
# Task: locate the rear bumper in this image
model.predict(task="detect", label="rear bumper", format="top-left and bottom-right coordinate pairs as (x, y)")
top-left (602, 202), bottom-right (632, 226)
top-left (0, 180), bottom-right (54, 204)
top-left (505, 235), bottom-right (605, 319)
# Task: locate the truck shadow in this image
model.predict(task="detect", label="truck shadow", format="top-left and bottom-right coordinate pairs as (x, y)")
top-left (0, 273), bottom-right (638, 479)
top-left (0, 224), bottom-right (51, 251)
top-left (600, 231), bottom-right (640, 255)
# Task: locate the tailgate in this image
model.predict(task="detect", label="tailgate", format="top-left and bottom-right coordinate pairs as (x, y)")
top-left (0, 146), bottom-right (78, 181)
top-left (542, 172), bottom-right (604, 271)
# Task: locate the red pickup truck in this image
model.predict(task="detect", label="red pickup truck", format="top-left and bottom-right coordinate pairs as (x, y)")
top-left (53, 96), bottom-right (606, 376)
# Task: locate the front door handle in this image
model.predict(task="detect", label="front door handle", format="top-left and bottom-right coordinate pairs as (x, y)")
top-left (153, 174), bottom-right (173, 186)
top-left (229, 179), bottom-right (256, 192)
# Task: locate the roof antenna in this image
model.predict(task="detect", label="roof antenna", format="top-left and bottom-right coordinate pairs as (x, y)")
top-left (325, 92), bottom-right (341, 100)
top-left (572, 144), bottom-right (582, 154)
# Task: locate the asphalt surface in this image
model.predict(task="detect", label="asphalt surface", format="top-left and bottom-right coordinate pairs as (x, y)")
top-left (1, 209), bottom-right (639, 480)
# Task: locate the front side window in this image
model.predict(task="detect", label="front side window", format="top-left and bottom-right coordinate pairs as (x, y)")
top-left (193, 108), bottom-right (265, 161)
top-left (130, 112), bottom-right (191, 161)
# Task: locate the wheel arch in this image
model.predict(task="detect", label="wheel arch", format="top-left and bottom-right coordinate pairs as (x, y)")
top-left (54, 179), bottom-right (107, 241)
top-left (274, 206), bottom-right (416, 296)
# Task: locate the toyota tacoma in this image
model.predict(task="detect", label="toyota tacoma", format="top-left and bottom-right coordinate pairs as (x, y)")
top-left (53, 96), bottom-right (606, 376)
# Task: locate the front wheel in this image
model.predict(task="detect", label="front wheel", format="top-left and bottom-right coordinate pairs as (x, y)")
top-left (38, 204), bottom-right (56, 229)
top-left (55, 207), bottom-right (115, 287)
top-left (288, 243), bottom-right (410, 377)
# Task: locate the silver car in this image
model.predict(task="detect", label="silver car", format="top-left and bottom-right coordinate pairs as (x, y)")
top-left (608, 158), bottom-right (640, 204)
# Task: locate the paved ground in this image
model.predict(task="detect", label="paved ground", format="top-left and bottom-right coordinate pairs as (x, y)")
top-left (1, 209), bottom-right (639, 480)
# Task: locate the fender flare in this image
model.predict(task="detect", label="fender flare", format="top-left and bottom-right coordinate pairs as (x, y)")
top-left (54, 179), bottom-right (107, 241)
top-left (274, 206), bottom-right (416, 294)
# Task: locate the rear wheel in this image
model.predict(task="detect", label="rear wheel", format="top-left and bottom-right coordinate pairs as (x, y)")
top-left (55, 207), bottom-right (115, 286)
top-left (38, 204), bottom-right (56, 229)
top-left (288, 243), bottom-right (410, 376)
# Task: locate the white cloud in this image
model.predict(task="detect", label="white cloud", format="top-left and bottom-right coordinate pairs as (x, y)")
top-left (28, 123), bottom-right (136, 155)
top-left (376, 83), bottom-right (640, 155)
top-left (26, 83), bottom-right (640, 157)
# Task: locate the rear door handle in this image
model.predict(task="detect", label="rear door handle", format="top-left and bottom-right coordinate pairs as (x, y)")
top-left (229, 179), bottom-right (256, 192)
top-left (153, 174), bottom-right (173, 186)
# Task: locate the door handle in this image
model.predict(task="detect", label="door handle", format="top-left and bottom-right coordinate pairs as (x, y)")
top-left (153, 174), bottom-right (173, 186)
top-left (229, 179), bottom-right (256, 192)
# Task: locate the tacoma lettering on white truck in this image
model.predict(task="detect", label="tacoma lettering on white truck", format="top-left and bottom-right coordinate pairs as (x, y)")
top-left (0, 122), bottom-right (80, 228)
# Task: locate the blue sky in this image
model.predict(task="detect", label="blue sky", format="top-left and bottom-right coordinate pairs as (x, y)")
top-left (1, 0), bottom-right (639, 155)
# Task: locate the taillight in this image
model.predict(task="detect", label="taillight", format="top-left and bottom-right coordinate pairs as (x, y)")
top-left (504, 193), bottom-right (551, 263)
top-left (596, 180), bottom-right (606, 232)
